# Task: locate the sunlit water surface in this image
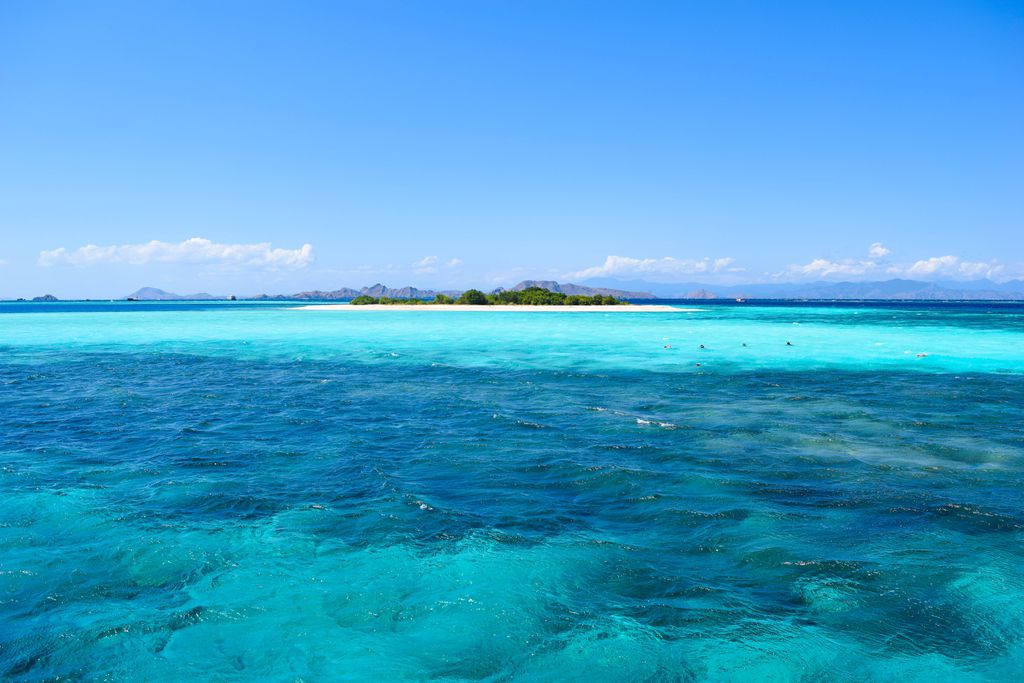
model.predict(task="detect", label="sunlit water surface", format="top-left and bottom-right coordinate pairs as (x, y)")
top-left (1, 301), bottom-right (1022, 680)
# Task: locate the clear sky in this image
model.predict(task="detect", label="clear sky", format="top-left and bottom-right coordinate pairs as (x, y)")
top-left (1, 0), bottom-right (1021, 298)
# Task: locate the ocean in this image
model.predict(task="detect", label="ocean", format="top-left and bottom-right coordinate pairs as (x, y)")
top-left (1, 301), bottom-right (1022, 680)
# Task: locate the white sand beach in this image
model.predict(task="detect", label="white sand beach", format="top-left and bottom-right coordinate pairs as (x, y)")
top-left (295, 304), bottom-right (697, 312)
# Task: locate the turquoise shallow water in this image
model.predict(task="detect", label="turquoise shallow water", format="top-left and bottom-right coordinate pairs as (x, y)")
top-left (1, 301), bottom-right (1023, 681)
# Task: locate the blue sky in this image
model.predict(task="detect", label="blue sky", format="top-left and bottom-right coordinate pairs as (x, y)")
top-left (1, 0), bottom-right (1021, 297)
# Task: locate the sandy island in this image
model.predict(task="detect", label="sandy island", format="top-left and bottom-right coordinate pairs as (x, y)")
top-left (295, 304), bottom-right (698, 312)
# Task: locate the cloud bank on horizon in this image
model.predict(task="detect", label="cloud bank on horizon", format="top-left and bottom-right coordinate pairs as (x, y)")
top-left (567, 256), bottom-right (742, 281)
top-left (38, 238), bottom-right (314, 271)
top-left (780, 243), bottom-right (1006, 281)
top-left (32, 238), bottom-right (1017, 287)
top-left (413, 255), bottom-right (463, 275)
top-left (569, 243), bottom-right (1014, 283)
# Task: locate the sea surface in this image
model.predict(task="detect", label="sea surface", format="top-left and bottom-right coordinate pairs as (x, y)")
top-left (1, 301), bottom-right (1022, 681)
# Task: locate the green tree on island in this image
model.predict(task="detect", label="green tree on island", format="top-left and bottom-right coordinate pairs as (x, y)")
top-left (348, 286), bottom-right (627, 306)
top-left (456, 289), bottom-right (489, 305)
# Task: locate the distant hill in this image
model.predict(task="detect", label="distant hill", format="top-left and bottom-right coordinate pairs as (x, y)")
top-left (31, 294), bottom-right (59, 302)
top-left (127, 287), bottom-right (218, 300)
top-left (581, 278), bottom-right (1024, 300)
top-left (506, 280), bottom-right (656, 299)
top-left (127, 278), bottom-right (1024, 302)
top-left (252, 283), bottom-right (462, 301)
top-left (249, 281), bottom-right (653, 300)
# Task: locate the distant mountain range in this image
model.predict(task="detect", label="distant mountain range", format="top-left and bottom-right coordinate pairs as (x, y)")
top-left (502, 280), bottom-right (655, 298)
top-left (126, 281), bottom-right (652, 300)
top-left (251, 284), bottom-right (465, 300)
top-left (580, 278), bottom-right (1024, 300)
top-left (122, 279), bottom-right (1024, 302)
top-left (127, 287), bottom-right (218, 300)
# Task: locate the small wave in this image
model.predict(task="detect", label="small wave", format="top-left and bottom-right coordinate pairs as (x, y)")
top-left (635, 418), bottom-right (677, 429)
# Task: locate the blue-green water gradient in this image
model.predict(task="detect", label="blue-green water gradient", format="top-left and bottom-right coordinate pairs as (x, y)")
top-left (1, 302), bottom-right (1022, 680)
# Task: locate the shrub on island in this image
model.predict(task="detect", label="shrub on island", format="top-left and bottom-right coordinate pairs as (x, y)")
top-left (350, 295), bottom-right (429, 305)
top-left (456, 289), bottom-right (490, 305)
top-left (487, 287), bottom-right (623, 306)
top-left (348, 287), bottom-right (626, 306)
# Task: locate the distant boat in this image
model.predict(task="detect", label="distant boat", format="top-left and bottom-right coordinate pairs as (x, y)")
top-left (228, 295), bottom-right (237, 301)
top-left (735, 298), bottom-right (746, 303)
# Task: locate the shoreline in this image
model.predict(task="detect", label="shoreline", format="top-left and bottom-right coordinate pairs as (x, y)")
top-left (294, 304), bottom-right (696, 312)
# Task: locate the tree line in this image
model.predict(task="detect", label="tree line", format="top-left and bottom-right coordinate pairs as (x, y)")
top-left (350, 287), bottom-right (625, 306)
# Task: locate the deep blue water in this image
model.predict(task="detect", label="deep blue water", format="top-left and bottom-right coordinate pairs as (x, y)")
top-left (1, 302), bottom-right (1022, 680)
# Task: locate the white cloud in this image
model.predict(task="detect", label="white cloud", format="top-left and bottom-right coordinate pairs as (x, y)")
top-left (413, 255), bottom-right (462, 275)
top-left (785, 243), bottom-right (897, 279)
top-left (868, 242), bottom-right (890, 258)
top-left (785, 258), bottom-right (876, 278)
top-left (38, 237), bottom-right (314, 270)
top-left (781, 247), bottom-right (1011, 282)
top-left (957, 260), bottom-right (1004, 279)
top-left (905, 255), bottom-right (957, 276)
top-left (413, 256), bottom-right (439, 269)
top-left (906, 255), bottom-right (1003, 280)
top-left (567, 255), bottom-right (740, 280)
